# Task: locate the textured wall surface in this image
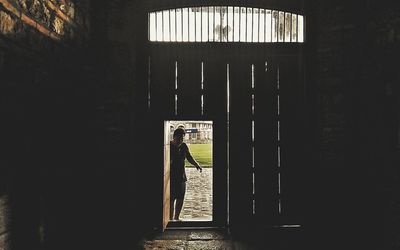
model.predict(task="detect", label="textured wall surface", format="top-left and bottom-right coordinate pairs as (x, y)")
top-left (310, 1), bottom-right (400, 249)
top-left (0, 1), bottom-right (91, 249)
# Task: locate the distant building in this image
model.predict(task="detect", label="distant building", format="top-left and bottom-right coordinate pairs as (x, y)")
top-left (169, 121), bottom-right (213, 144)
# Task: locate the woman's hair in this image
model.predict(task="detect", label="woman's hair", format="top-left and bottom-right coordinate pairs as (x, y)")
top-left (173, 128), bottom-right (186, 138)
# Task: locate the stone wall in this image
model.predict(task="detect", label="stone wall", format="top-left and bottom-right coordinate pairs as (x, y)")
top-left (0, 1), bottom-right (91, 249)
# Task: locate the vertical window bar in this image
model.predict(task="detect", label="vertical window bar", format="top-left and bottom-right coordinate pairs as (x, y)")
top-left (264, 9), bottom-right (267, 42)
top-left (245, 7), bottom-right (248, 42)
top-left (149, 12), bottom-right (156, 41)
top-left (224, 6), bottom-right (227, 41)
top-left (170, 9), bottom-right (175, 42)
top-left (162, 10), bottom-right (164, 42)
top-left (252, 8), bottom-right (254, 42)
top-left (176, 9), bottom-right (182, 42)
top-left (283, 11), bottom-right (285, 42)
top-left (208, 7), bottom-right (212, 41)
top-left (169, 10), bottom-right (171, 42)
top-left (196, 7), bottom-right (201, 42)
top-left (201, 7), bottom-right (203, 42)
top-left (194, 8), bottom-right (196, 41)
top-left (276, 11), bottom-right (279, 42)
top-left (213, 6), bottom-right (215, 41)
top-left (289, 13), bottom-right (292, 42)
top-left (208, 7), bottom-right (213, 41)
top-left (164, 10), bottom-right (170, 41)
top-left (207, 7), bottom-right (210, 41)
top-left (219, 6), bottom-right (221, 42)
top-left (300, 15), bottom-right (305, 42)
top-left (175, 8), bottom-right (177, 42)
top-left (189, 8), bottom-right (194, 42)
top-left (227, 6), bottom-right (233, 42)
top-left (155, 11), bottom-right (157, 41)
top-left (277, 11), bottom-right (280, 42)
top-left (297, 14), bottom-right (300, 42)
top-left (226, 6), bottom-right (229, 42)
top-left (291, 14), bottom-right (297, 42)
top-left (181, 8), bottom-right (183, 41)
top-left (271, 11), bottom-right (273, 42)
top-left (284, 12), bottom-right (290, 42)
top-left (226, 6), bottom-right (228, 42)
top-left (238, 7), bottom-right (241, 41)
top-left (232, 6), bottom-right (234, 41)
top-left (258, 8), bottom-right (260, 42)
top-left (220, 7), bottom-right (223, 42)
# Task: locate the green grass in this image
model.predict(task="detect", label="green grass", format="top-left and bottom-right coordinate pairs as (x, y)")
top-left (185, 143), bottom-right (213, 168)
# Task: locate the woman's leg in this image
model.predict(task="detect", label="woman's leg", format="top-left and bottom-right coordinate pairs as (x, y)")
top-left (174, 182), bottom-right (186, 220)
top-left (174, 199), bottom-right (184, 220)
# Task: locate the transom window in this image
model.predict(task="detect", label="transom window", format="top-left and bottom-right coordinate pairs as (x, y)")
top-left (149, 7), bottom-right (304, 43)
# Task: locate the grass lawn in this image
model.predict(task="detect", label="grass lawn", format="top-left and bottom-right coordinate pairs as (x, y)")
top-left (185, 143), bottom-right (213, 168)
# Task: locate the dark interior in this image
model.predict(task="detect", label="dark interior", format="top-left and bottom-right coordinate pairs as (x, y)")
top-left (1, 0), bottom-right (399, 249)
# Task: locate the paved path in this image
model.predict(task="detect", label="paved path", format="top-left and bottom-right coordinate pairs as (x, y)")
top-left (180, 168), bottom-right (213, 221)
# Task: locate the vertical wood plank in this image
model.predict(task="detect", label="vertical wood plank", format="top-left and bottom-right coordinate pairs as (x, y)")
top-left (178, 53), bottom-right (202, 117)
top-left (203, 56), bottom-right (227, 225)
top-left (279, 55), bottom-right (305, 224)
top-left (254, 57), bottom-right (280, 224)
top-left (229, 58), bottom-right (253, 226)
top-left (150, 49), bottom-right (176, 118)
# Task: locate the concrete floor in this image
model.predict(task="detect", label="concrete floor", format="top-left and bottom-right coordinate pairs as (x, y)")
top-left (139, 229), bottom-right (256, 250)
top-left (138, 228), bottom-right (305, 250)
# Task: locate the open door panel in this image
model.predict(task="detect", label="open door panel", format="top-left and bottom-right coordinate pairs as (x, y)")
top-left (162, 121), bottom-right (171, 231)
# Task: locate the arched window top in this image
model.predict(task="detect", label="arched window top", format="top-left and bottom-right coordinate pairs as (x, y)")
top-left (149, 6), bottom-right (304, 43)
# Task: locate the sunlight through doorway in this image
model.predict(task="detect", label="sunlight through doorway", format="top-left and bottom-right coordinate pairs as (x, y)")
top-left (165, 120), bottom-right (213, 222)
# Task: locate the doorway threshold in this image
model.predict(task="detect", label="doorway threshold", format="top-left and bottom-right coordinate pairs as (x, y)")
top-left (167, 220), bottom-right (218, 229)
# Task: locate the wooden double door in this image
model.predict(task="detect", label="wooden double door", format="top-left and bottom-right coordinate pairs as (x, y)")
top-left (147, 44), bottom-right (306, 230)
